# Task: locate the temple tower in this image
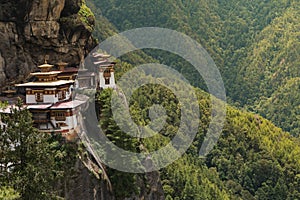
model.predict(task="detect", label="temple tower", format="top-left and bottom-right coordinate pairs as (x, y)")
top-left (93, 53), bottom-right (116, 89)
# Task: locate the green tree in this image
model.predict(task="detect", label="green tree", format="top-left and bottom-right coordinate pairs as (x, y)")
top-left (0, 100), bottom-right (77, 199)
top-left (0, 187), bottom-right (20, 200)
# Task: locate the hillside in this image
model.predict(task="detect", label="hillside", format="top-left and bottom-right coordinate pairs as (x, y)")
top-left (85, 0), bottom-right (300, 198)
top-left (88, 0), bottom-right (300, 135)
top-left (96, 85), bottom-right (300, 199)
top-left (235, 1), bottom-right (300, 135)
top-left (1, 0), bottom-right (300, 199)
top-left (2, 82), bottom-right (300, 199)
top-left (257, 78), bottom-right (300, 136)
top-left (234, 0), bottom-right (299, 104)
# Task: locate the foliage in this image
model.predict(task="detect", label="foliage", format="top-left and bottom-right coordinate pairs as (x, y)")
top-left (0, 187), bottom-right (20, 200)
top-left (0, 100), bottom-right (78, 199)
top-left (2, 0), bottom-right (300, 198)
top-left (233, 1), bottom-right (300, 134)
top-left (79, 1), bottom-right (95, 32)
top-left (60, 0), bottom-right (95, 33)
top-left (86, 1), bottom-right (300, 197)
top-left (96, 89), bottom-right (140, 199)
top-left (206, 106), bottom-right (300, 199)
top-left (94, 67), bottom-right (300, 199)
top-left (257, 78), bottom-right (300, 136)
top-left (88, 0), bottom-right (300, 138)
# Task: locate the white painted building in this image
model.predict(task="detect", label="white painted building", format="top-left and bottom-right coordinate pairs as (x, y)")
top-left (93, 53), bottom-right (117, 89)
top-left (14, 63), bottom-right (88, 140)
top-left (99, 66), bottom-right (116, 89)
top-left (20, 81), bottom-right (74, 104)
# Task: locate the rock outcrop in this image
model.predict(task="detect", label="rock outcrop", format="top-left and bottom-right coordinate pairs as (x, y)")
top-left (0, 1), bottom-right (166, 199)
top-left (0, 0), bottom-right (96, 87)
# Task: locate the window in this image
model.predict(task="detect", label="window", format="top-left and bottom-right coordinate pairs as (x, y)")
top-left (58, 91), bottom-right (62, 100)
top-left (62, 91), bottom-right (66, 99)
top-left (55, 112), bottom-right (66, 121)
top-left (35, 93), bottom-right (43, 102)
top-left (32, 113), bottom-right (48, 122)
top-left (58, 91), bottom-right (66, 100)
top-left (105, 78), bottom-right (110, 85)
top-left (103, 70), bottom-right (111, 78)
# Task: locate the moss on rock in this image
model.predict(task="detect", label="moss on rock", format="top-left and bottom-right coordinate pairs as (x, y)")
top-left (78, 2), bottom-right (95, 32)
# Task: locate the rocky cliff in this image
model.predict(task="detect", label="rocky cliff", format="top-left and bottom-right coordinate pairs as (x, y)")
top-left (0, 0), bottom-right (96, 87)
top-left (0, 1), bottom-right (166, 199)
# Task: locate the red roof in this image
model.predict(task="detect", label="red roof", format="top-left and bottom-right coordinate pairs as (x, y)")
top-left (51, 100), bottom-right (86, 110)
top-left (27, 104), bottom-right (52, 110)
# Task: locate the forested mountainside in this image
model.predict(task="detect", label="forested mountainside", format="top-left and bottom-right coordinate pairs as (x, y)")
top-left (1, 0), bottom-right (300, 199)
top-left (88, 0), bottom-right (300, 135)
top-left (2, 86), bottom-right (300, 199)
top-left (236, 2), bottom-right (300, 135)
top-left (97, 83), bottom-right (300, 199)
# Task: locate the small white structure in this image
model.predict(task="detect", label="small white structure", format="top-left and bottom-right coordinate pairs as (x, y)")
top-left (93, 53), bottom-right (116, 89)
top-left (99, 65), bottom-right (116, 89)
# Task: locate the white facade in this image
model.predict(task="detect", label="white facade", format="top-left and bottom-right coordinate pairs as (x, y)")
top-left (67, 115), bottom-right (77, 130)
top-left (26, 94), bottom-right (36, 104)
top-left (37, 123), bottom-right (51, 130)
top-left (44, 94), bottom-right (59, 104)
top-left (25, 88), bottom-right (72, 104)
top-left (99, 71), bottom-right (116, 89)
top-left (26, 94), bottom-right (59, 104)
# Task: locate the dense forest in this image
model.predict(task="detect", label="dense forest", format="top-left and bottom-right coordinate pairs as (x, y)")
top-left (87, 0), bottom-right (300, 198)
top-left (1, 0), bottom-right (300, 199)
top-left (96, 82), bottom-right (300, 199)
top-left (2, 85), bottom-right (300, 199)
top-left (88, 0), bottom-right (300, 135)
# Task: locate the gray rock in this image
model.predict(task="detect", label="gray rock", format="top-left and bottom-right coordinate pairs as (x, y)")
top-left (0, 0), bottom-right (96, 87)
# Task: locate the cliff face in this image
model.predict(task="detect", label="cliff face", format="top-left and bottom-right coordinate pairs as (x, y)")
top-left (0, 0), bottom-right (95, 87)
top-left (0, 1), bottom-right (165, 199)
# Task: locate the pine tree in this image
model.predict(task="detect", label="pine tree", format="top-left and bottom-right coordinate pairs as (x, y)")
top-left (0, 99), bottom-right (73, 199)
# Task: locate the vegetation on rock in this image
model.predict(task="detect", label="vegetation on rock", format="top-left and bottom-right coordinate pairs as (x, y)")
top-left (79, 1), bottom-right (95, 32)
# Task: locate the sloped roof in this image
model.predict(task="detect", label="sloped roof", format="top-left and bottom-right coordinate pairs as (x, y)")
top-left (27, 104), bottom-right (52, 110)
top-left (50, 100), bottom-right (86, 110)
top-left (16, 80), bottom-right (74, 87)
